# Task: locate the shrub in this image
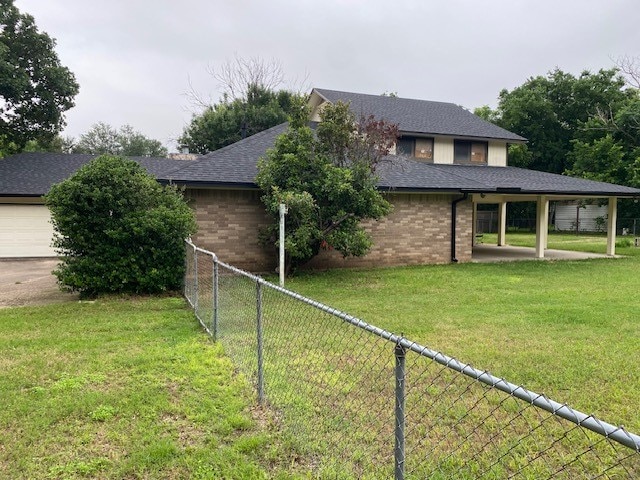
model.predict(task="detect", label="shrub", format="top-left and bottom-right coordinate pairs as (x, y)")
top-left (45, 155), bottom-right (197, 295)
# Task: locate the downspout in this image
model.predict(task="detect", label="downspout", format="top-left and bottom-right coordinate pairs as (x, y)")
top-left (451, 193), bottom-right (469, 263)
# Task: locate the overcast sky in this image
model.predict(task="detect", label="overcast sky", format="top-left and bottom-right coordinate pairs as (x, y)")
top-left (14, 0), bottom-right (640, 152)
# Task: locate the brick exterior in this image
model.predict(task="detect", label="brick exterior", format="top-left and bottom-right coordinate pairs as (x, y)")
top-left (186, 188), bottom-right (274, 271)
top-left (186, 188), bottom-right (473, 272)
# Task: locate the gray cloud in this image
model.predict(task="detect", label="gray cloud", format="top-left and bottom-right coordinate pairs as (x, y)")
top-left (15, 0), bottom-right (640, 151)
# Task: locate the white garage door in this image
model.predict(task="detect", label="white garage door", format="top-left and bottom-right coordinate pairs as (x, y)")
top-left (0, 204), bottom-right (56, 257)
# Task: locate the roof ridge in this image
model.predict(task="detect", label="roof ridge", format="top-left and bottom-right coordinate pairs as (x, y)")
top-left (314, 87), bottom-right (459, 107)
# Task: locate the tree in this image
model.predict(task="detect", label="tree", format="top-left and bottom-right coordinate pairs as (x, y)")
top-left (256, 99), bottom-right (398, 274)
top-left (179, 84), bottom-right (301, 154)
top-left (179, 55), bottom-right (305, 154)
top-left (0, 0), bottom-right (79, 153)
top-left (19, 135), bottom-right (75, 154)
top-left (72, 122), bottom-right (168, 157)
top-left (481, 65), bottom-right (640, 220)
top-left (45, 155), bottom-right (197, 296)
top-left (483, 68), bottom-right (632, 174)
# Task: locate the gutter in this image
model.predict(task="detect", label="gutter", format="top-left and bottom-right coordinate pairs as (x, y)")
top-left (451, 193), bottom-right (469, 263)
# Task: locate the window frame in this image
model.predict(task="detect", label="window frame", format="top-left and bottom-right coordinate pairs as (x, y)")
top-left (454, 140), bottom-right (488, 165)
top-left (396, 136), bottom-right (434, 162)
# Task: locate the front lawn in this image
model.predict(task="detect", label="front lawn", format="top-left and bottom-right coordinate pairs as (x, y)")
top-left (285, 235), bottom-right (640, 432)
top-left (0, 297), bottom-right (300, 479)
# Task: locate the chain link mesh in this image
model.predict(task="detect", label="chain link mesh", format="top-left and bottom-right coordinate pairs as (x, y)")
top-left (184, 240), bottom-right (640, 478)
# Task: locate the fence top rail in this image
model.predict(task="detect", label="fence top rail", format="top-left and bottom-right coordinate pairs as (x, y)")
top-left (186, 238), bottom-right (217, 260)
top-left (185, 239), bottom-right (640, 452)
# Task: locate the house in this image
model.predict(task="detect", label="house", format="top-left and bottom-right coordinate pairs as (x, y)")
top-left (1, 88), bottom-right (639, 269)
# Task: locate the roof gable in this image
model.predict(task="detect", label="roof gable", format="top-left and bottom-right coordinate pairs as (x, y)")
top-left (311, 88), bottom-right (526, 143)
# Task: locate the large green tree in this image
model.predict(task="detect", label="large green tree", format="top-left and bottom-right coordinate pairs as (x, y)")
top-left (45, 155), bottom-right (196, 296)
top-left (72, 122), bottom-right (168, 157)
top-left (179, 84), bottom-right (302, 154)
top-left (0, 0), bottom-right (79, 154)
top-left (256, 100), bottom-right (398, 274)
top-left (486, 68), bottom-right (632, 174)
top-left (478, 67), bottom-right (640, 221)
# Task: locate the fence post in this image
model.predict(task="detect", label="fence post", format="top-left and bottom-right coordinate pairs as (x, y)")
top-left (395, 342), bottom-right (407, 480)
top-left (193, 244), bottom-right (199, 313)
top-left (212, 259), bottom-right (218, 341)
top-left (256, 280), bottom-right (265, 404)
top-left (183, 241), bottom-right (188, 299)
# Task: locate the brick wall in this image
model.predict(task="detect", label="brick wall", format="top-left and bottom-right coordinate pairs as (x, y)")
top-left (187, 188), bottom-right (275, 271)
top-left (304, 193), bottom-right (473, 269)
top-left (186, 188), bottom-right (473, 272)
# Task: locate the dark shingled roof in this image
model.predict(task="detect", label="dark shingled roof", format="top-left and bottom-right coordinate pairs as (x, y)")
top-left (0, 152), bottom-right (193, 196)
top-left (378, 162), bottom-right (640, 196)
top-left (3, 130), bottom-right (639, 198)
top-left (166, 123), bottom-right (640, 197)
top-left (166, 123), bottom-right (288, 187)
top-left (313, 88), bottom-right (527, 142)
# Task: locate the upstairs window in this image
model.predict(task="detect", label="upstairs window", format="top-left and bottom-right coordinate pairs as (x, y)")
top-left (396, 136), bottom-right (434, 161)
top-left (454, 140), bottom-right (487, 164)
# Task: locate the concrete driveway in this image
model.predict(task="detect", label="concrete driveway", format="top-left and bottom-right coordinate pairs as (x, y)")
top-left (0, 259), bottom-right (78, 308)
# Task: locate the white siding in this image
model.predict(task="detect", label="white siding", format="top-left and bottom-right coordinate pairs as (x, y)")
top-left (555, 202), bottom-right (608, 232)
top-left (488, 141), bottom-right (507, 167)
top-left (0, 204), bottom-right (56, 257)
top-left (434, 137), bottom-right (454, 164)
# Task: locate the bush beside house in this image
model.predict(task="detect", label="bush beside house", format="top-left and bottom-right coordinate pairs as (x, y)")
top-left (45, 155), bottom-right (197, 296)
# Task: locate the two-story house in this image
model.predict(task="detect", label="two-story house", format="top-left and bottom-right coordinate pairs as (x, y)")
top-left (1, 88), bottom-right (638, 268)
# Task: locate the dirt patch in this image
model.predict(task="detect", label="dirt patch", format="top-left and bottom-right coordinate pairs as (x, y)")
top-left (0, 259), bottom-right (78, 308)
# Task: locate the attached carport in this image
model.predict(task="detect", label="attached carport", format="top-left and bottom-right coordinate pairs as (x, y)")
top-left (425, 164), bottom-right (640, 261)
top-left (473, 193), bottom-right (622, 258)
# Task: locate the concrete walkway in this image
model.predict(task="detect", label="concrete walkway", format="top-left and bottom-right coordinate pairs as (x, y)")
top-left (472, 244), bottom-right (610, 263)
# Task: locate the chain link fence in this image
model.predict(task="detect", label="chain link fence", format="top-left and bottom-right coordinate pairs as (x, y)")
top-left (184, 239), bottom-right (640, 479)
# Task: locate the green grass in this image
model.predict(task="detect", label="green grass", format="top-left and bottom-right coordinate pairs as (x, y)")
top-left (0, 297), bottom-right (306, 479)
top-left (482, 231), bottom-right (634, 253)
top-left (3, 235), bottom-right (639, 478)
top-left (284, 234), bottom-right (640, 432)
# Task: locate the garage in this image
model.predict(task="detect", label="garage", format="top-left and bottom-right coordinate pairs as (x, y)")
top-left (0, 203), bottom-right (56, 257)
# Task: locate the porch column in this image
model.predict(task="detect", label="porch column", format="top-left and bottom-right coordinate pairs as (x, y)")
top-left (607, 197), bottom-right (618, 256)
top-left (472, 202), bottom-right (478, 245)
top-left (535, 196), bottom-right (549, 258)
top-left (497, 201), bottom-right (507, 246)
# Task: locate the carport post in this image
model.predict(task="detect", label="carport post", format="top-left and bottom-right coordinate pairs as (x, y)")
top-left (535, 196), bottom-right (549, 258)
top-left (497, 201), bottom-right (507, 246)
top-left (607, 197), bottom-right (618, 256)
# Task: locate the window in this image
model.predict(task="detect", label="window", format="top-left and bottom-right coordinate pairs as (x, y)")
top-left (396, 136), bottom-right (434, 161)
top-left (415, 138), bottom-right (433, 160)
top-left (396, 137), bottom-right (414, 156)
top-left (454, 140), bottom-right (487, 164)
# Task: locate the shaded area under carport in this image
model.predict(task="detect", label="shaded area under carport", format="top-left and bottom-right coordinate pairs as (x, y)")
top-left (472, 244), bottom-right (610, 263)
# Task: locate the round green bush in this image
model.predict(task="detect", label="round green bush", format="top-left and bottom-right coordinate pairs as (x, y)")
top-left (45, 155), bottom-right (197, 295)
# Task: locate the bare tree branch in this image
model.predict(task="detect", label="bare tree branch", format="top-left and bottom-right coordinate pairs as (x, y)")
top-left (208, 54), bottom-right (285, 101)
top-left (182, 74), bottom-right (215, 113)
top-left (612, 55), bottom-right (640, 89)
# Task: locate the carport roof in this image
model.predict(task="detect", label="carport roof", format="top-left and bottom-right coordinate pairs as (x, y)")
top-left (0, 152), bottom-right (194, 196)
